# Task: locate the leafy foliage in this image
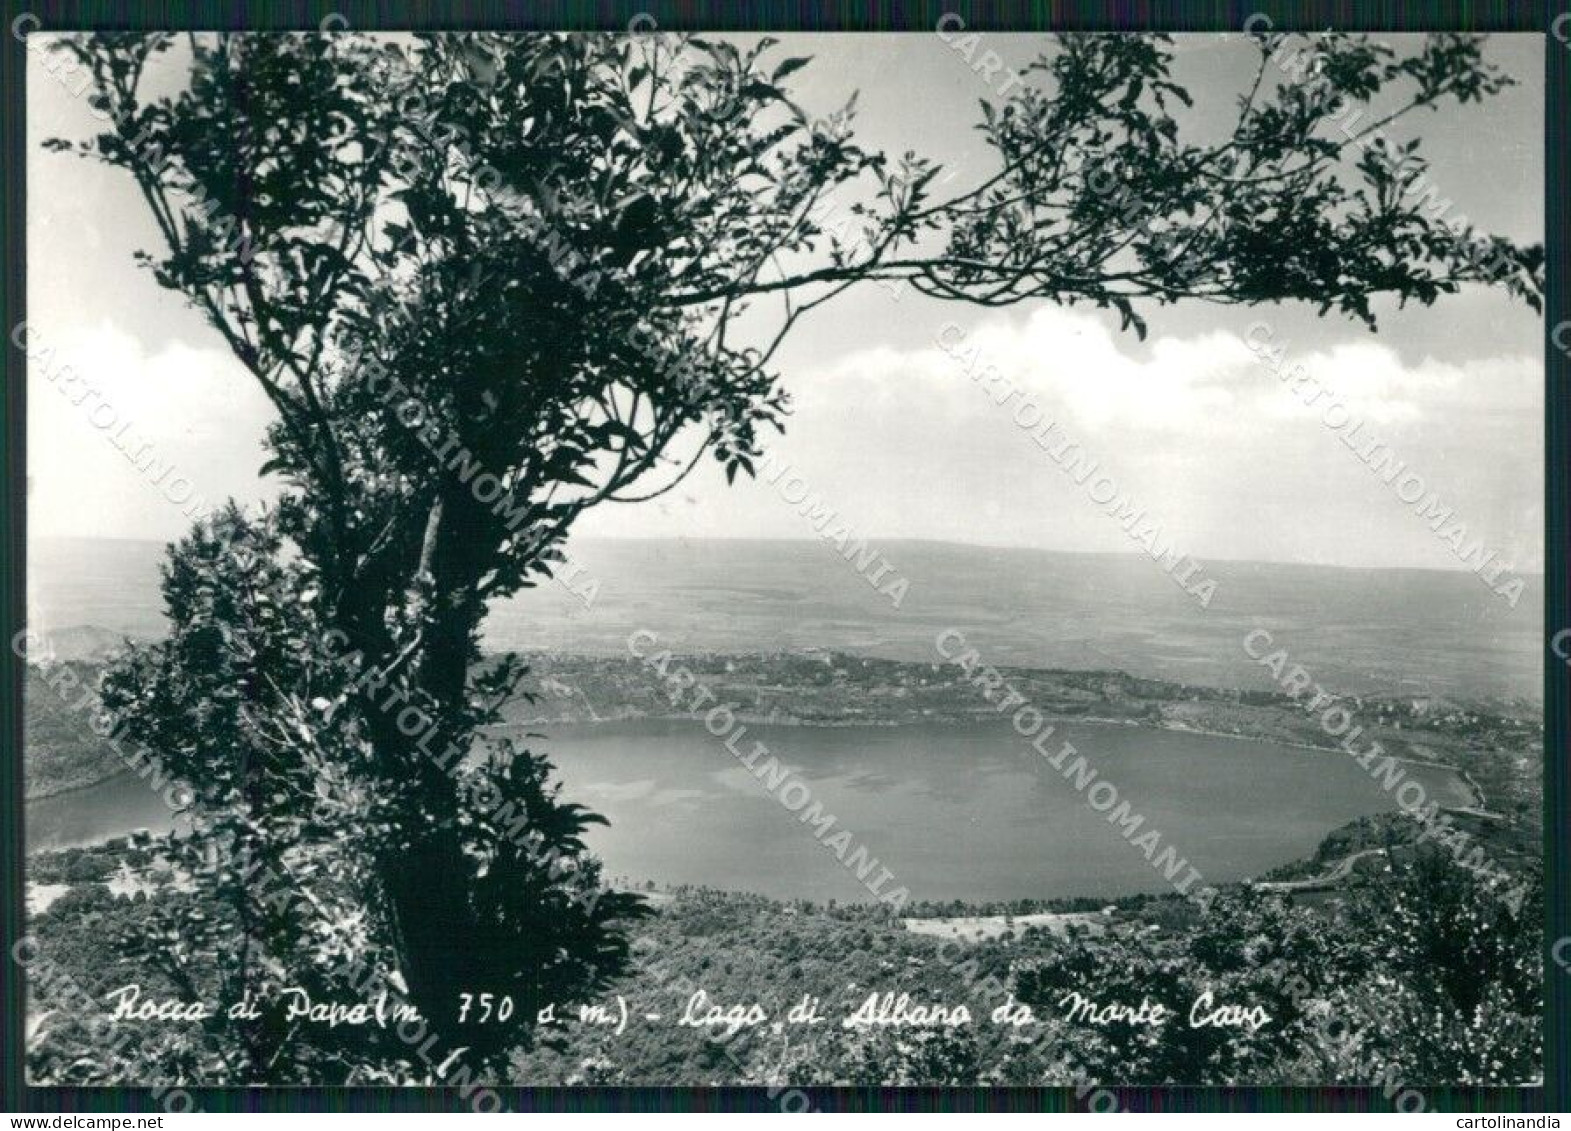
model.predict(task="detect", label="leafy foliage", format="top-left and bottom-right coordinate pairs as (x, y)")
top-left (919, 33), bottom-right (1542, 331)
top-left (94, 507), bottom-right (643, 1078)
top-left (25, 839), bottom-right (1541, 1088)
top-left (1013, 850), bottom-right (1542, 1086)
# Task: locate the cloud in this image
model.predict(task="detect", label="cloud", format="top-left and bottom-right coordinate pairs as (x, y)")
top-left (28, 320), bottom-right (276, 539)
top-left (585, 305), bottom-right (1541, 574)
top-left (33, 307), bottom-right (1541, 577)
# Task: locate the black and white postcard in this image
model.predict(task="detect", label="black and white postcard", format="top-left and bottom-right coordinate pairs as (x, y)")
top-left (6, 11), bottom-right (1563, 1116)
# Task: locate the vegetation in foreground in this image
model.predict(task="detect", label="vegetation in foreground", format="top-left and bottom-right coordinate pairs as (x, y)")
top-left (24, 832), bottom-right (1540, 1088)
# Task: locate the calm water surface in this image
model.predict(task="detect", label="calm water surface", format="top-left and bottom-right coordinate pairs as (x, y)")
top-left (27, 719), bottom-right (1470, 904)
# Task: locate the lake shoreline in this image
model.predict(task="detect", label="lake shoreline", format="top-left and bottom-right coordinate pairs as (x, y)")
top-left (29, 707), bottom-right (1486, 815)
top-left (24, 767), bottom-right (140, 804)
top-left (29, 717), bottom-right (1482, 916)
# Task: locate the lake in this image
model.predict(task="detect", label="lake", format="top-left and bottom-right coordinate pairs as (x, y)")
top-left (26, 719), bottom-right (1472, 904)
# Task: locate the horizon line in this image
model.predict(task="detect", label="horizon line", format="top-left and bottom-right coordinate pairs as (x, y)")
top-left (32, 532), bottom-right (1547, 581)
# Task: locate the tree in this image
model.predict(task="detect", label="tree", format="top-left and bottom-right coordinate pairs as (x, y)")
top-left (1337, 849), bottom-right (1543, 1084)
top-left (1010, 861), bottom-right (1541, 1087)
top-left (51, 30), bottom-right (1540, 1078)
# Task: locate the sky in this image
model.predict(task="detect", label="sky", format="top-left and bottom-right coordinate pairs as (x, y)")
top-left (26, 31), bottom-right (1545, 574)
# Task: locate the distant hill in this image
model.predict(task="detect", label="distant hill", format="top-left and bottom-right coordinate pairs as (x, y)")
top-left (29, 535), bottom-right (1542, 705)
top-left (25, 662), bottom-right (125, 799)
top-left (32, 625), bottom-right (137, 665)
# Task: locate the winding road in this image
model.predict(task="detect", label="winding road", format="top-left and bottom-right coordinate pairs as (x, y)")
top-left (1253, 848), bottom-right (1388, 893)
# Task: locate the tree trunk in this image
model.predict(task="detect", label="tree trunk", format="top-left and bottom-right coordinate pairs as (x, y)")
top-left (367, 489), bottom-right (502, 1061)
